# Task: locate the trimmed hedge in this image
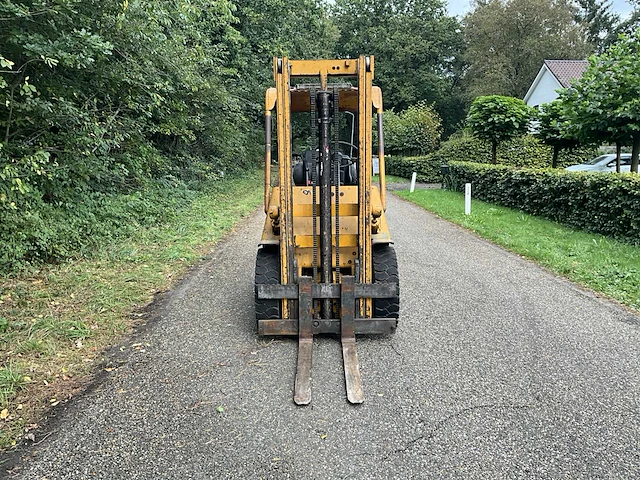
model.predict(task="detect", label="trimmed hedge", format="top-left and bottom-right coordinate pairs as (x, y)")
top-left (447, 161), bottom-right (640, 244)
top-left (385, 135), bottom-right (598, 182)
top-left (431, 135), bottom-right (596, 169)
top-left (386, 155), bottom-right (443, 183)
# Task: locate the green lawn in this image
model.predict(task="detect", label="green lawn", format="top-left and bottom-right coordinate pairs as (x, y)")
top-left (396, 188), bottom-right (640, 312)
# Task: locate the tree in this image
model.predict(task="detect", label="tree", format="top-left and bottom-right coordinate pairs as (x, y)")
top-left (463, 0), bottom-right (592, 99)
top-left (232, 0), bottom-right (338, 116)
top-left (560, 29), bottom-right (640, 173)
top-left (467, 95), bottom-right (534, 163)
top-left (332, 0), bottom-right (466, 135)
top-left (533, 100), bottom-right (579, 168)
top-left (574, 0), bottom-right (620, 51)
top-left (605, 0), bottom-right (640, 43)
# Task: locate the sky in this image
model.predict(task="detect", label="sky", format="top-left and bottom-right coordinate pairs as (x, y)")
top-left (446, 0), bottom-right (635, 18)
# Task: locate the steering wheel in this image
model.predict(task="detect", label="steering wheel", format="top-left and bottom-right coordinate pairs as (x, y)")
top-left (336, 141), bottom-right (358, 160)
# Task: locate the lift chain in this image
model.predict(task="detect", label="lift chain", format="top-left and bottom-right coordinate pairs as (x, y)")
top-left (310, 87), bottom-right (319, 319)
top-left (310, 87), bottom-right (318, 284)
top-left (333, 86), bottom-right (340, 286)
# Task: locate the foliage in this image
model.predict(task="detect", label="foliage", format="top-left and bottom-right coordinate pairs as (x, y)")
top-left (574, 0), bottom-right (620, 52)
top-left (332, 0), bottom-right (466, 135)
top-left (434, 135), bottom-right (595, 168)
top-left (463, 0), bottom-right (592, 98)
top-left (232, 0), bottom-right (338, 116)
top-left (386, 155), bottom-right (443, 183)
top-left (533, 100), bottom-right (579, 167)
top-left (559, 29), bottom-right (640, 172)
top-left (605, 0), bottom-right (640, 44)
top-left (383, 102), bottom-right (442, 156)
top-left (446, 161), bottom-right (640, 243)
top-left (0, 184), bottom-right (200, 272)
top-left (0, 0), bottom-right (343, 273)
top-left (467, 95), bottom-right (535, 163)
top-left (386, 135), bottom-right (596, 181)
top-left (0, 0), bottom-right (257, 249)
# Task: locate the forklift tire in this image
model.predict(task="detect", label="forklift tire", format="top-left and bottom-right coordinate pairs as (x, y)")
top-left (372, 244), bottom-right (400, 319)
top-left (255, 246), bottom-right (281, 327)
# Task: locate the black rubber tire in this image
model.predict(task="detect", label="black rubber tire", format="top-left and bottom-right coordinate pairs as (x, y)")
top-left (255, 246), bottom-right (281, 326)
top-left (372, 244), bottom-right (400, 319)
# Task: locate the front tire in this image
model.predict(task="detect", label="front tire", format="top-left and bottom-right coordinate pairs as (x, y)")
top-left (255, 246), bottom-right (281, 328)
top-left (372, 244), bottom-right (400, 319)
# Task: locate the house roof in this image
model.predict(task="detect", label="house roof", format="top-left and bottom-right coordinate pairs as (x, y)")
top-left (523, 59), bottom-right (589, 104)
top-left (543, 60), bottom-right (589, 88)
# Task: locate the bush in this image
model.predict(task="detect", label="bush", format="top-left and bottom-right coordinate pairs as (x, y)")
top-left (385, 135), bottom-right (598, 181)
top-left (383, 102), bottom-right (442, 156)
top-left (0, 181), bottom-right (209, 273)
top-left (447, 161), bottom-right (640, 244)
top-left (433, 135), bottom-right (596, 169)
top-left (386, 155), bottom-right (443, 183)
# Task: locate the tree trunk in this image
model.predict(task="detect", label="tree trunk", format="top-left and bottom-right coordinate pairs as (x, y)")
top-left (552, 146), bottom-right (559, 168)
top-left (491, 141), bottom-right (497, 164)
top-left (616, 142), bottom-right (621, 173)
top-left (632, 134), bottom-right (640, 174)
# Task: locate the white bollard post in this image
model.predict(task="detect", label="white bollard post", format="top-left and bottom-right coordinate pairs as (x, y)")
top-left (465, 183), bottom-right (471, 215)
top-left (410, 172), bottom-right (417, 193)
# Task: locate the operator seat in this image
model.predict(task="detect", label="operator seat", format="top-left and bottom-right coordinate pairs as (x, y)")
top-left (293, 150), bottom-right (357, 186)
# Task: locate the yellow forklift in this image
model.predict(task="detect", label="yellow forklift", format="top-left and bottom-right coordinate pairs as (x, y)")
top-left (255, 56), bottom-right (399, 404)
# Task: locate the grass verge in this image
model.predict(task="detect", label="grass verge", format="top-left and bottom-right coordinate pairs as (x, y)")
top-left (396, 189), bottom-right (640, 312)
top-left (0, 171), bottom-right (262, 449)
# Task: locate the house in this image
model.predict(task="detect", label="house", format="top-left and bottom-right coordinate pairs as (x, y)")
top-left (523, 60), bottom-right (589, 107)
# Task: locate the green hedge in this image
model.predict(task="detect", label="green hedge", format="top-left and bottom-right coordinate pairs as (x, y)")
top-left (385, 155), bottom-right (443, 183)
top-left (447, 161), bottom-right (640, 244)
top-left (385, 135), bottom-right (598, 182)
top-left (431, 135), bottom-right (596, 168)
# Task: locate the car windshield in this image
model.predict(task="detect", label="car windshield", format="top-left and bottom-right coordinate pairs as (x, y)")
top-left (585, 155), bottom-right (610, 165)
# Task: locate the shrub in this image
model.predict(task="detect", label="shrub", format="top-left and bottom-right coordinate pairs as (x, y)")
top-left (386, 155), bottom-right (443, 183)
top-left (447, 161), bottom-right (640, 244)
top-left (383, 102), bottom-right (442, 156)
top-left (385, 135), bottom-right (597, 181)
top-left (0, 182), bottom-right (202, 273)
top-left (433, 135), bottom-right (596, 168)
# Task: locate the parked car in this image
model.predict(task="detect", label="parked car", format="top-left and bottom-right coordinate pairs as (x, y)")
top-left (565, 154), bottom-right (632, 173)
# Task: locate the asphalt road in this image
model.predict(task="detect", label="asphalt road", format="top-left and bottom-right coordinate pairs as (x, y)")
top-left (7, 193), bottom-right (640, 479)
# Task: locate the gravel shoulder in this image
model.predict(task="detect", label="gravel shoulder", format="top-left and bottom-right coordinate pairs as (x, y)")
top-left (6, 193), bottom-right (640, 479)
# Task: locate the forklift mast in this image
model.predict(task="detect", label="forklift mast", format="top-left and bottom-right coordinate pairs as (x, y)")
top-left (256, 56), bottom-right (399, 404)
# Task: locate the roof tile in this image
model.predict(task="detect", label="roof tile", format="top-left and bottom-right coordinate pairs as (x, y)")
top-left (544, 60), bottom-right (589, 87)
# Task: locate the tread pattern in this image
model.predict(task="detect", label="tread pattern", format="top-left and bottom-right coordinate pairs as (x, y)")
top-left (255, 247), bottom-right (281, 323)
top-left (372, 244), bottom-right (400, 319)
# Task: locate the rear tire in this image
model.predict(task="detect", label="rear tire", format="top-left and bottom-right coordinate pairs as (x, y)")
top-left (255, 246), bottom-right (281, 328)
top-left (372, 244), bottom-right (400, 319)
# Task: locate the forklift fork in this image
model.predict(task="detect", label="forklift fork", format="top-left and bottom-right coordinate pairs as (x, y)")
top-left (256, 276), bottom-right (398, 404)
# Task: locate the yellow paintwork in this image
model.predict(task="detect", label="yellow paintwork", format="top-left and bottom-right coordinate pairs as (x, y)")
top-left (288, 59), bottom-right (360, 77)
top-left (262, 56), bottom-right (390, 319)
top-left (275, 58), bottom-right (293, 318)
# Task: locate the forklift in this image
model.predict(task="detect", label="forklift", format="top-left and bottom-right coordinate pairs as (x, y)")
top-left (255, 56), bottom-right (399, 404)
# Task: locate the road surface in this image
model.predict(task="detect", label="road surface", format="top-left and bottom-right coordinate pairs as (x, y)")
top-left (8, 193), bottom-right (640, 479)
